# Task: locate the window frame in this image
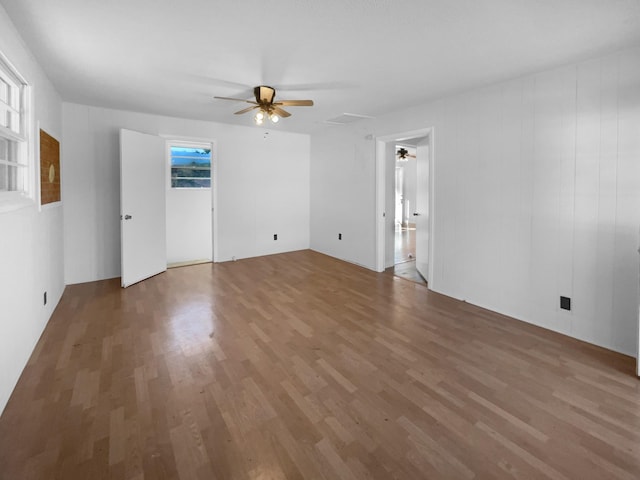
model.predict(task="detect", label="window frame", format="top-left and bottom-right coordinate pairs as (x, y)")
top-left (0, 49), bottom-right (33, 212)
top-left (167, 141), bottom-right (212, 190)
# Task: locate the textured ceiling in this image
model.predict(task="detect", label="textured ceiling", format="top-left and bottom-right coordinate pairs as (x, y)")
top-left (2, 0), bottom-right (640, 133)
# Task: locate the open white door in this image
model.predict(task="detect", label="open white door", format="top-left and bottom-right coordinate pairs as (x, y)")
top-left (120, 129), bottom-right (167, 288)
top-left (414, 136), bottom-right (430, 281)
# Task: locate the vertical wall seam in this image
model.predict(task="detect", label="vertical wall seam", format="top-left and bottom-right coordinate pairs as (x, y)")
top-left (528, 75), bottom-right (536, 317)
top-left (570, 64), bottom-right (579, 336)
top-left (610, 53), bottom-right (621, 349)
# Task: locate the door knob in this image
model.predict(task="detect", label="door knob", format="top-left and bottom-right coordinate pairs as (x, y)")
top-left (413, 212), bottom-right (420, 216)
top-left (124, 214), bottom-right (132, 220)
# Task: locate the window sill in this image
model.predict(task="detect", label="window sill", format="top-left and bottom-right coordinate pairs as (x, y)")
top-left (0, 192), bottom-right (36, 214)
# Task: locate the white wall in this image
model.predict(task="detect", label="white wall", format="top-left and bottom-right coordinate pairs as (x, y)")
top-left (0, 6), bottom-right (63, 414)
top-left (166, 188), bottom-right (212, 265)
top-left (62, 104), bottom-right (310, 284)
top-left (311, 46), bottom-right (640, 356)
top-left (310, 126), bottom-right (377, 268)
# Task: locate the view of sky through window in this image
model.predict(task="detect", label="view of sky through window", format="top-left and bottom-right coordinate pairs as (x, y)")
top-left (170, 145), bottom-right (211, 188)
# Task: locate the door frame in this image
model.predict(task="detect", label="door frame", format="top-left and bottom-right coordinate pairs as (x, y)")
top-left (161, 134), bottom-right (219, 263)
top-left (375, 127), bottom-right (435, 287)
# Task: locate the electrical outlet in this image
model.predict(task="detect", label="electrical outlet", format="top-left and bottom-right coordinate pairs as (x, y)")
top-left (560, 296), bottom-right (571, 311)
top-left (273, 234), bottom-right (278, 240)
top-left (338, 233), bottom-right (342, 240)
top-left (43, 291), bottom-right (47, 305)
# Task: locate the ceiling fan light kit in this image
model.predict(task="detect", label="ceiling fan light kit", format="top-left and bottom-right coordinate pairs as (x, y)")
top-left (254, 109), bottom-right (280, 125)
top-left (214, 85), bottom-right (313, 125)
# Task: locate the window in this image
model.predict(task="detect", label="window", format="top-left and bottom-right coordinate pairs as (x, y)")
top-left (0, 52), bottom-right (29, 197)
top-left (169, 143), bottom-right (211, 188)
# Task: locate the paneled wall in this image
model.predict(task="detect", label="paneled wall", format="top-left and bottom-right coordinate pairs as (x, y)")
top-left (63, 104), bottom-right (310, 285)
top-left (0, 5), bottom-right (64, 414)
top-left (311, 46), bottom-right (640, 355)
top-left (310, 126), bottom-right (377, 268)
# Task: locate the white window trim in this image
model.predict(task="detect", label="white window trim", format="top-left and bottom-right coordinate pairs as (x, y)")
top-left (0, 49), bottom-right (34, 213)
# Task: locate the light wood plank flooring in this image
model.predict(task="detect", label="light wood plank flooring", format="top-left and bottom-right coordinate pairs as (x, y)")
top-left (1, 250), bottom-right (639, 479)
top-left (393, 227), bottom-right (427, 287)
top-left (394, 225), bottom-right (416, 265)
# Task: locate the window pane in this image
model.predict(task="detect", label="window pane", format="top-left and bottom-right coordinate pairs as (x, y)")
top-left (171, 167), bottom-right (211, 178)
top-left (0, 54), bottom-right (28, 195)
top-left (170, 146), bottom-right (211, 166)
top-left (171, 178), bottom-right (211, 188)
top-left (170, 145), bottom-right (211, 188)
top-left (0, 76), bottom-right (20, 133)
top-left (0, 137), bottom-right (16, 163)
top-left (0, 107), bottom-right (8, 130)
top-left (0, 163), bottom-right (18, 192)
top-left (0, 78), bottom-right (7, 104)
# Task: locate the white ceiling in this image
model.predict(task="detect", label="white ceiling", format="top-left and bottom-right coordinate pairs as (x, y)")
top-left (2, 0), bottom-right (640, 133)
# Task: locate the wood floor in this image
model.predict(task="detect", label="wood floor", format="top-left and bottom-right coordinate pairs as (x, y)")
top-left (394, 225), bottom-right (416, 265)
top-left (393, 226), bottom-right (427, 287)
top-left (1, 250), bottom-right (639, 479)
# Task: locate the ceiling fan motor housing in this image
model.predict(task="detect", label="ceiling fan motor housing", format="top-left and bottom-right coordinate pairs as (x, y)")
top-left (255, 85), bottom-right (276, 104)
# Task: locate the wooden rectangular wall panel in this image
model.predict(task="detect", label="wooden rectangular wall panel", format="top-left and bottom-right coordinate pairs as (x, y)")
top-left (40, 129), bottom-right (61, 205)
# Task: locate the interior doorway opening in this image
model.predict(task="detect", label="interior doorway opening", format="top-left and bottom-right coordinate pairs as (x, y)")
top-left (393, 144), bottom-right (425, 285)
top-left (375, 128), bottom-right (434, 288)
top-left (166, 140), bottom-right (214, 268)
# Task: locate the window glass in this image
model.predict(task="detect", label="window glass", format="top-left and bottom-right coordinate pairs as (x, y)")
top-left (0, 53), bottom-right (28, 198)
top-left (170, 146), bottom-right (211, 188)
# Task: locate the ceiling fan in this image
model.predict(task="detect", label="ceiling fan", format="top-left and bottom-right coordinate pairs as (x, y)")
top-left (214, 85), bottom-right (314, 125)
top-left (396, 147), bottom-right (417, 160)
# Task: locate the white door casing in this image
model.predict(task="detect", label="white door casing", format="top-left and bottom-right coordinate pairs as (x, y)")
top-left (375, 127), bottom-right (434, 286)
top-left (120, 129), bottom-right (167, 287)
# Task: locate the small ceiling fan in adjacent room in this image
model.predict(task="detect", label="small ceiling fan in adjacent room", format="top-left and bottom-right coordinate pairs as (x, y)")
top-left (214, 85), bottom-right (314, 125)
top-left (396, 147), bottom-right (417, 161)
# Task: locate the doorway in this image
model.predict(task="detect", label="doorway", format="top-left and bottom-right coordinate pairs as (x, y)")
top-left (393, 144), bottom-right (425, 285)
top-left (375, 128), bottom-right (434, 288)
top-left (120, 129), bottom-right (218, 287)
top-left (166, 140), bottom-right (214, 268)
